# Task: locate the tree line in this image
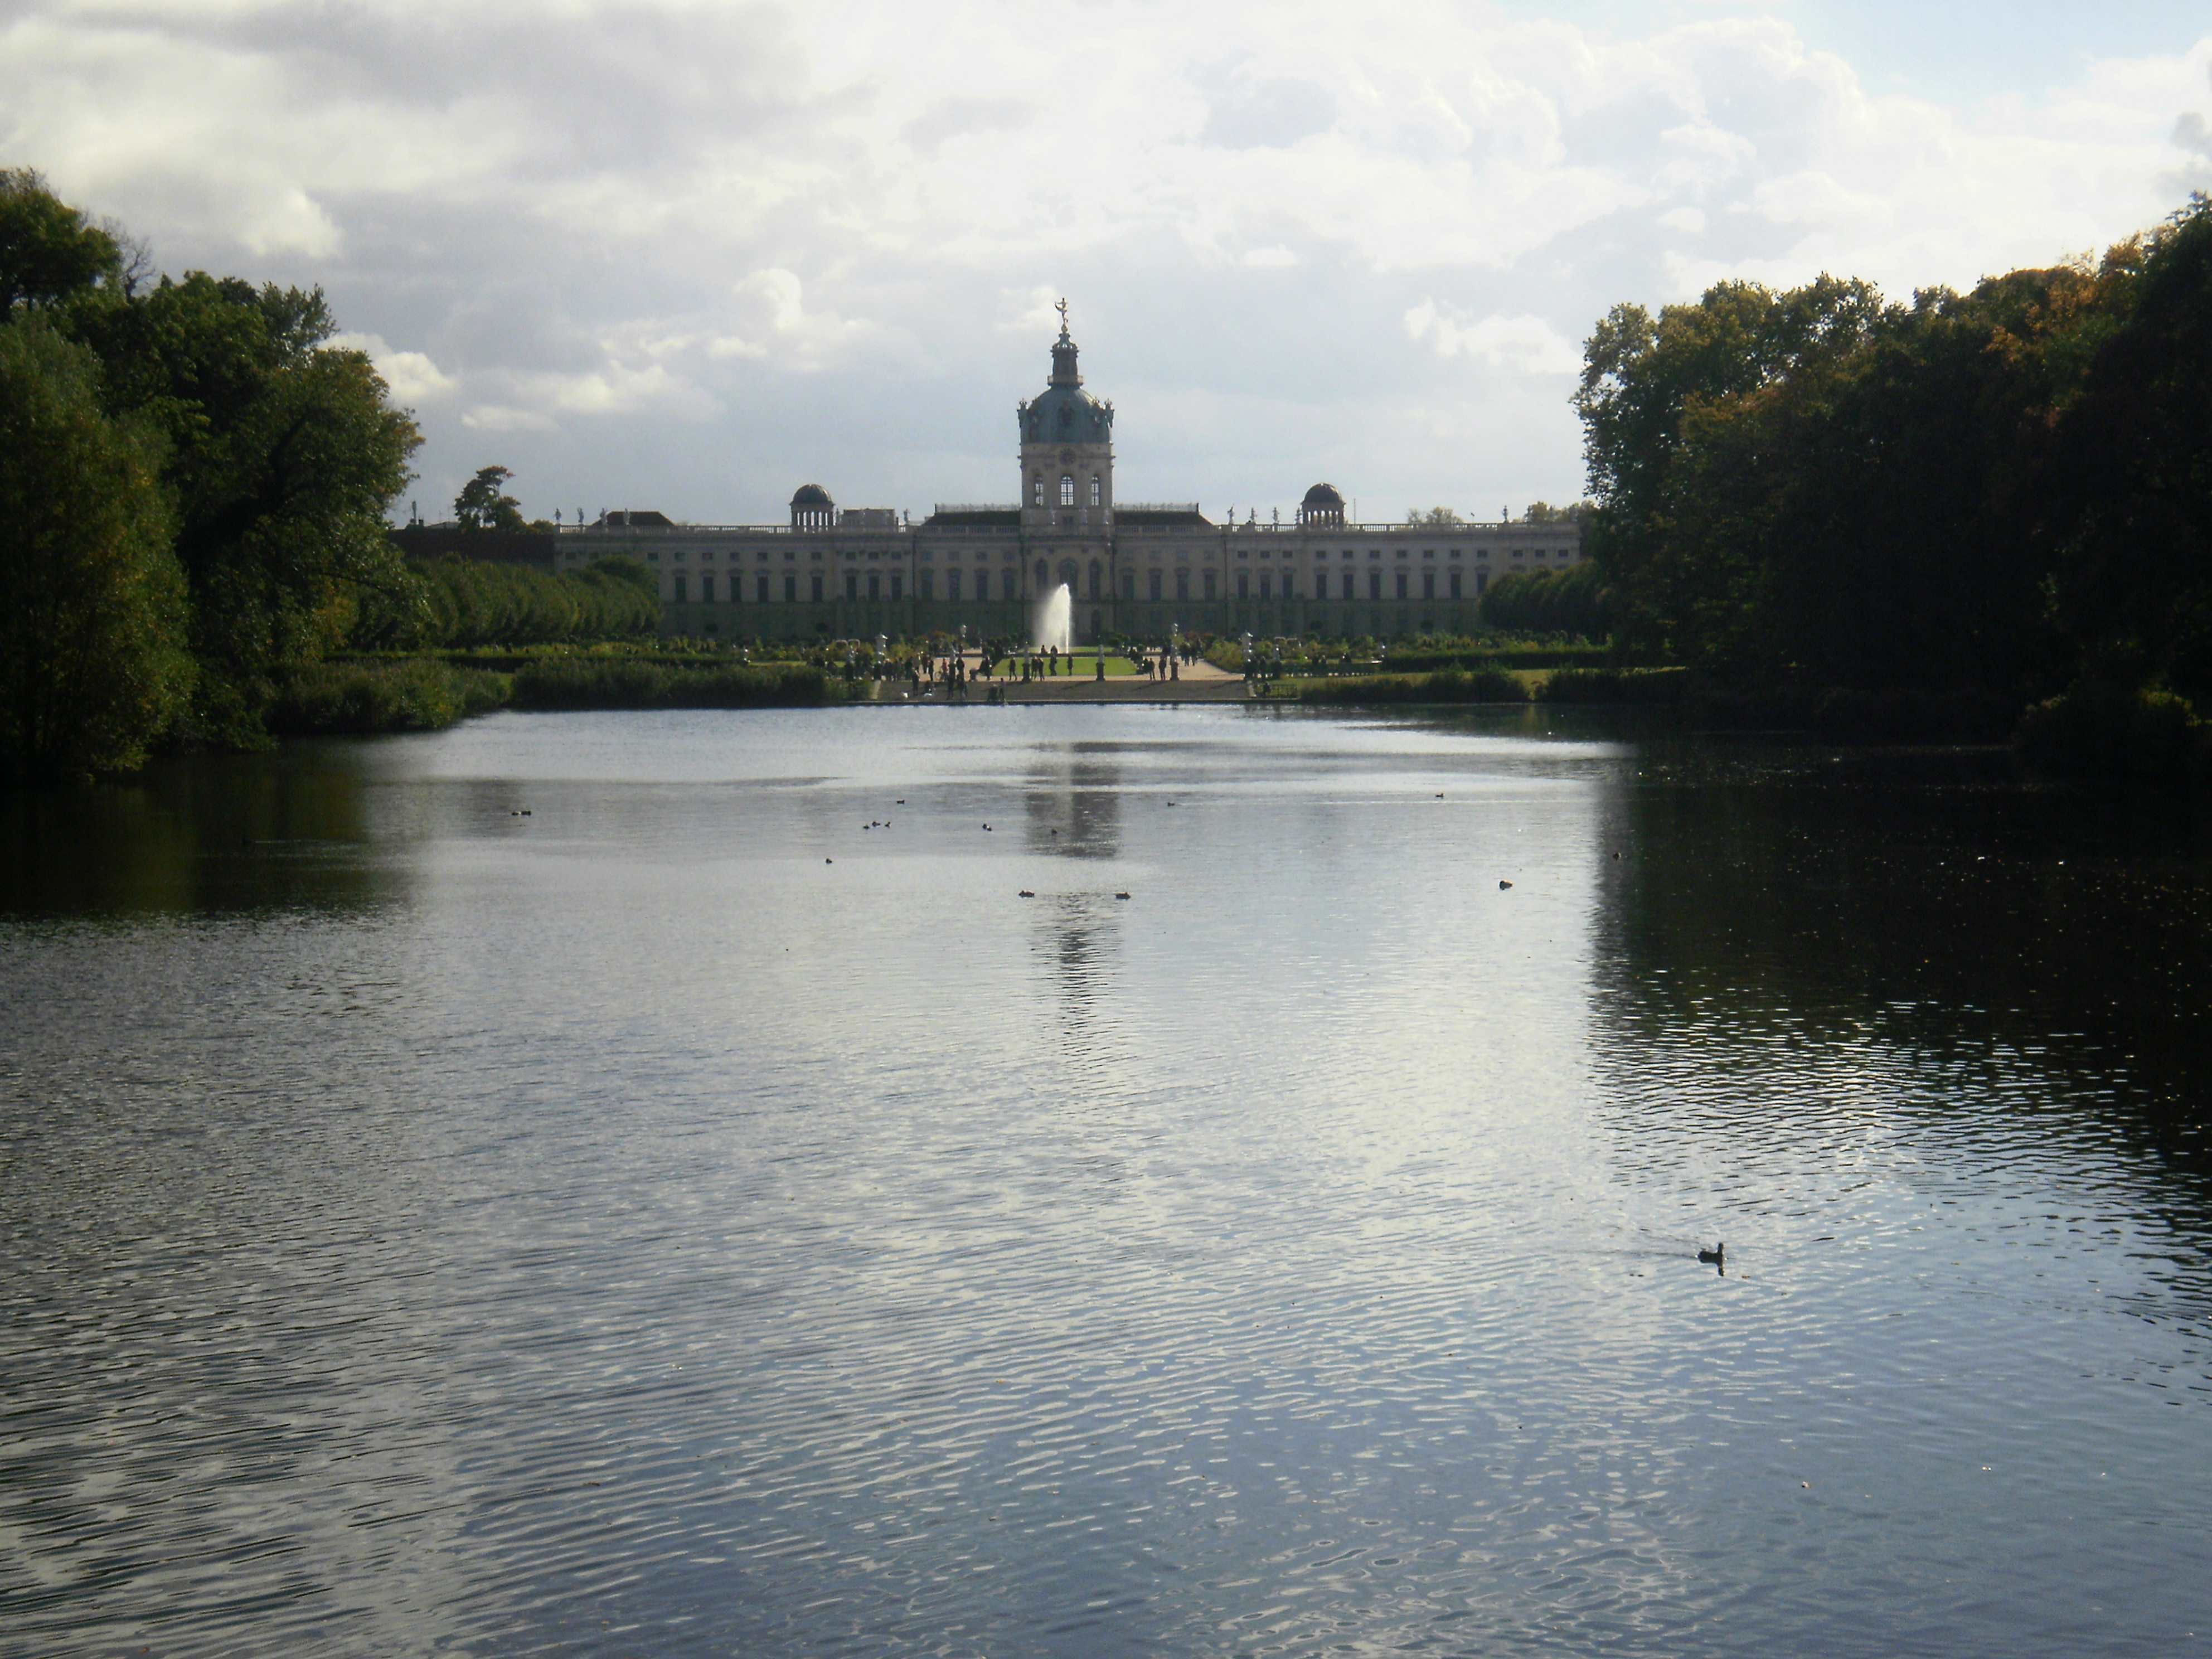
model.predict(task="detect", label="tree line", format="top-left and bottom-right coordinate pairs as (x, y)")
top-left (1574, 193), bottom-right (2212, 765)
top-left (351, 555), bottom-right (659, 649)
top-left (0, 168), bottom-right (420, 780)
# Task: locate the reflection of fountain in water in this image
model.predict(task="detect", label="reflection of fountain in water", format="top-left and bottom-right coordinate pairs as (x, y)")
top-left (1032, 583), bottom-right (1072, 653)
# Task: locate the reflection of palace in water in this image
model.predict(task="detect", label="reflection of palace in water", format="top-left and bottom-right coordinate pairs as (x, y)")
top-left (540, 307), bottom-right (1586, 644)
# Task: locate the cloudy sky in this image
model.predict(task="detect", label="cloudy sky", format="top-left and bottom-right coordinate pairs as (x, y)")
top-left (7, 1), bottom-right (2211, 526)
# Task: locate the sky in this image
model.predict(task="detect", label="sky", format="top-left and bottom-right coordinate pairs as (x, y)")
top-left (6, 1), bottom-right (2210, 527)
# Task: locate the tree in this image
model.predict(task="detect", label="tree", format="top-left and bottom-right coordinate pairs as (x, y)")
top-left (68, 272), bottom-right (421, 739)
top-left (1573, 275), bottom-right (1887, 667)
top-left (456, 465), bottom-right (527, 533)
top-left (1405, 506), bottom-right (1463, 525)
top-left (0, 317), bottom-right (191, 782)
top-left (0, 168), bottom-right (124, 314)
top-left (2045, 195), bottom-right (2212, 707)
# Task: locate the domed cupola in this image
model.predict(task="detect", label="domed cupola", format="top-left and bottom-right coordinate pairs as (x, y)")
top-left (1017, 300), bottom-right (1114, 533)
top-left (1018, 305), bottom-right (1114, 448)
top-left (1298, 482), bottom-right (1346, 528)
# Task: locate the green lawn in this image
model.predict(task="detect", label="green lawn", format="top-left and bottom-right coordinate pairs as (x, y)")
top-left (979, 655), bottom-right (1146, 678)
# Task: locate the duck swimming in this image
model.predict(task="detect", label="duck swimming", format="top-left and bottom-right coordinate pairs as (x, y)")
top-left (1697, 1242), bottom-right (1726, 1269)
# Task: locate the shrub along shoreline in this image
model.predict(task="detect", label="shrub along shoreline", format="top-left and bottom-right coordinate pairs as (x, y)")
top-left (265, 655), bottom-right (848, 735)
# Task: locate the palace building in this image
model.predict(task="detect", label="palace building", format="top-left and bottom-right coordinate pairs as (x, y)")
top-left (554, 307), bottom-right (1584, 642)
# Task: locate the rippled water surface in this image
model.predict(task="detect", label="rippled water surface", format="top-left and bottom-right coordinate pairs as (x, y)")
top-left (4, 706), bottom-right (2210, 1656)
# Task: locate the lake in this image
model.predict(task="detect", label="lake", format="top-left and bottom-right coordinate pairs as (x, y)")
top-left (2, 705), bottom-right (2208, 1656)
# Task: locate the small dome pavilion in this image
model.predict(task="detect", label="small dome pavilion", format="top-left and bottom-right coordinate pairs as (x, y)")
top-left (1298, 483), bottom-right (1346, 528)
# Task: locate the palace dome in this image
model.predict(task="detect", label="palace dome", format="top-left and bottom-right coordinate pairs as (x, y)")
top-left (1021, 383), bottom-right (1113, 446)
top-left (790, 483), bottom-right (833, 508)
top-left (1019, 314), bottom-right (1114, 447)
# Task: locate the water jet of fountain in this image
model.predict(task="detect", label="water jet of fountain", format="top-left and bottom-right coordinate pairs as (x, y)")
top-left (1032, 583), bottom-right (1073, 655)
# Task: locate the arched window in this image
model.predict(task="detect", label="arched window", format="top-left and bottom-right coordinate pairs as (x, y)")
top-left (1060, 475), bottom-right (1075, 507)
top-left (1035, 559), bottom-right (1049, 590)
top-left (1089, 477), bottom-right (1101, 507)
top-left (1089, 560), bottom-right (1103, 599)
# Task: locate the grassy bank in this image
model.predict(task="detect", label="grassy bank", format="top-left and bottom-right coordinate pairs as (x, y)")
top-left (268, 655), bottom-right (849, 736)
top-left (1286, 667), bottom-right (1530, 704)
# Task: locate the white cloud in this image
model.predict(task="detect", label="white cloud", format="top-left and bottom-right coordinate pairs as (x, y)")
top-left (328, 333), bottom-right (457, 405)
top-left (1405, 303), bottom-right (1583, 375)
top-left (6, 1), bottom-right (2206, 520)
top-left (705, 269), bottom-right (872, 371)
top-left (460, 405), bottom-right (556, 434)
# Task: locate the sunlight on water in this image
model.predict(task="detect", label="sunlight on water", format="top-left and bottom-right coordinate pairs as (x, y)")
top-left (1, 706), bottom-right (2208, 1656)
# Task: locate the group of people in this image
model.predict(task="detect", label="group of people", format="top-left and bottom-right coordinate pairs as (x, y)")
top-left (903, 639), bottom-right (1202, 694)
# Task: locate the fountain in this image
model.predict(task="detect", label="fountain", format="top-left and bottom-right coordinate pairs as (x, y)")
top-left (1031, 583), bottom-right (1073, 655)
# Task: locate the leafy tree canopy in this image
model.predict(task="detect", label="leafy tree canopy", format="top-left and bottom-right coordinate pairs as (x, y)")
top-left (0, 168), bottom-right (126, 313)
top-left (0, 317), bottom-right (192, 781)
top-left (66, 271), bottom-right (421, 737)
top-left (455, 464), bottom-right (527, 533)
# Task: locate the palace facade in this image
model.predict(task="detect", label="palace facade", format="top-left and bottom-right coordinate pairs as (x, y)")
top-left (553, 312), bottom-right (1584, 642)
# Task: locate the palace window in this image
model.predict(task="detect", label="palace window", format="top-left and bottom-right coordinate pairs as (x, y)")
top-left (890, 573), bottom-right (901, 600)
top-left (1089, 477), bottom-right (1101, 507)
top-left (1124, 570), bottom-right (1137, 600)
top-left (1176, 569), bottom-right (1190, 601)
top-left (756, 574), bottom-right (769, 602)
top-left (1003, 569), bottom-right (1018, 601)
top-left (1341, 572), bottom-right (1354, 599)
top-left (1370, 571), bottom-right (1382, 600)
top-left (811, 574), bottom-right (824, 601)
top-left (784, 574), bottom-right (797, 601)
top-left (1060, 475), bottom-right (1075, 507)
top-left (701, 574), bottom-right (715, 602)
top-left (1148, 568), bottom-right (1162, 600)
top-left (1422, 572), bottom-right (1434, 600)
top-left (1449, 572), bottom-right (1461, 599)
top-left (948, 570), bottom-right (962, 601)
top-left (1395, 572), bottom-right (1408, 599)
top-left (1259, 574), bottom-right (1271, 600)
top-left (1237, 571), bottom-right (1249, 599)
top-left (867, 573), bottom-right (880, 600)
top-left (1089, 560), bottom-right (1103, 599)
top-left (672, 574), bottom-right (688, 601)
top-left (1033, 476), bottom-right (1044, 506)
top-left (846, 573), bottom-right (859, 600)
